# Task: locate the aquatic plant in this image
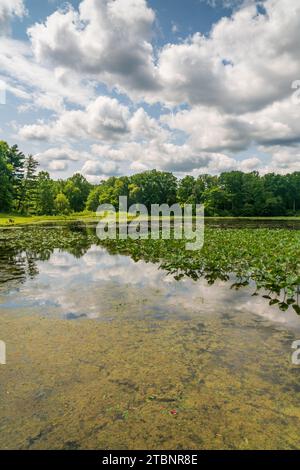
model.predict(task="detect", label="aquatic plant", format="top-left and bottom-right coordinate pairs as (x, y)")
top-left (0, 225), bottom-right (299, 313)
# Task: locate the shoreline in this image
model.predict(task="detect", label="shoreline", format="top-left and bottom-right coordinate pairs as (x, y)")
top-left (1, 213), bottom-right (300, 227)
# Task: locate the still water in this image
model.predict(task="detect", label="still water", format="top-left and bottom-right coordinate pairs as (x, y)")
top-left (1, 226), bottom-right (300, 449)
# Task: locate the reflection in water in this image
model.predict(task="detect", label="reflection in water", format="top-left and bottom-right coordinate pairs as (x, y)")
top-left (0, 250), bottom-right (38, 287)
top-left (1, 226), bottom-right (300, 450)
top-left (1, 245), bottom-right (300, 330)
top-left (0, 223), bottom-right (299, 317)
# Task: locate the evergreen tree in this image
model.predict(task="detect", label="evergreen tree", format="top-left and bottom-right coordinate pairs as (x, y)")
top-left (7, 144), bottom-right (25, 211)
top-left (0, 141), bottom-right (13, 212)
top-left (19, 155), bottom-right (39, 213)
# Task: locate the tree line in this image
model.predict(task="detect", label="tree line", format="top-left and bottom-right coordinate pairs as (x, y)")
top-left (0, 141), bottom-right (92, 215)
top-left (1, 141), bottom-right (300, 217)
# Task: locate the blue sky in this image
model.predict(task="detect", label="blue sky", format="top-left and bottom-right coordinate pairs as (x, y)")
top-left (0, 0), bottom-right (299, 181)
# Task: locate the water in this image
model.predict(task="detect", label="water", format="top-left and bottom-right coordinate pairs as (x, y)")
top-left (1, 226), bottom-right (300, 449)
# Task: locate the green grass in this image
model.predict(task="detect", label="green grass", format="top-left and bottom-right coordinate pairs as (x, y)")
top-left (0, 212), bottom-right (99, 226)
top-left (1, 212), bottom-right (300, 226)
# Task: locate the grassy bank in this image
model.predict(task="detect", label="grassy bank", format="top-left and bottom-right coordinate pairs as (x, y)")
top-left (1, 212), bottom-right (300, 226)
top-left (0, 212), bottom-right (99, 226)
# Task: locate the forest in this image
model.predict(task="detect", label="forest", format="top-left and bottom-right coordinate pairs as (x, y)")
top-left (1, 140), bottom-right (300, 217)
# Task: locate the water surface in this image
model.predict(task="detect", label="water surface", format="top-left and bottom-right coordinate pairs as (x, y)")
top-left (1, 225), bottom-right (300, 449)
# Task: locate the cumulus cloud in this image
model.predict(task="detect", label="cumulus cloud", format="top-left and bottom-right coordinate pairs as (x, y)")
top-left (164, 106), bottom-right (251, 153)
top-left (28, 0), bottom-right (159, 97)
top-left (34, 146), bottom-right (84, 172)
top-left (29, 0), bottom-right (294, 113)
top-left (239, 157), bottom-right (262, 171)
top-left (0, 0), bottom-right (26, 34)
top-left (3, 0), bottom-right (300, 177)
top-left (156, 0), bottom-right (300, 113)
top-left (19, 96), bottom-right (130, 142)
top-left (89, 139), bottom-right (238, 176)
top-left (164, 93), bottom-right (300, 156)
top-left (260, 146), bottom-right (300, 173)
top-left (82, 159), bottom-right (120, 177)
top-left (0, 37), bottom-right (96, 110)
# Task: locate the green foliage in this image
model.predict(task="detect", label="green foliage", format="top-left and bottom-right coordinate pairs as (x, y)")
top-left (1, 140), bottom-right (300, 218)
top-left (86, 186), bottom-right (103, 212)
top-left (176, 171), bottom-right (300, 217)
top-left (0, 141), bottom-right (26, 212)
top-left (19, 155), bottom-right (39, 214)
top-left (54, 193), bottom-right (71, 215)
top-left (63, 173), bottom-right (92, 212)
top-left (35, 172), bottom-right (55, 215)
top-left (0, 141), bottom-right (13, 212)
top-left (1, 225), bottom-right (299, 313)
top-left (99, 227), bottom-right (300, 313)
top-left (130, 170), bottom-right (178, 208)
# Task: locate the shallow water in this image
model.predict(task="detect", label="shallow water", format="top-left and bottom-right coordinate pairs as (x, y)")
top-left (1, 227), bottom-right (300, 449)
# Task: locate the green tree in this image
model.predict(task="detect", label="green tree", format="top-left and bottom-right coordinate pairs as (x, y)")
top-left (241, 172), bottom-right (265, 216)
top-left (54, 193), bottom-right (71, 215)
top-left (130, 170), bottom-right (177, 209)
top-left (7, 144), bottom-right (25, 211)
top-left (86, 186), bottom-right (103, 212)
top-left (19, 155), bottom-right (39, 213)
top-left (95, 177), bottom-right (130, 208)
top-left (202, 186), bottom-right (230, 216)
top-left (177, 176), bottom-right (196, 206)
top-left (219, 171), bottom-right (245, 215)
top-left (64, 174), bottom-right (91, 212)
top-left (35, 172), bottom-right (55, 215)
top-left (0, 141), bottom-right (13, 212)
top-left (287, 173), bottom-right (300, 213)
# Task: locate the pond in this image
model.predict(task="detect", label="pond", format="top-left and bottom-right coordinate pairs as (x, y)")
top-left (0, 223), bottom-right (300, 449)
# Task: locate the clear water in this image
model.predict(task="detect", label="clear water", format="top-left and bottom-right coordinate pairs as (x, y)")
top-left (1, 227), bottom-right (300, 449)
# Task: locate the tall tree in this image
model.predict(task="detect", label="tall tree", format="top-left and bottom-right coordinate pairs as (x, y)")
top-left (19, 155), bottom-right (39, 213)
top-left (54, 193), bottom-right (71, 215)
top-left (7, 144), bottom-right (25, 211)
top-left (130, 170), bottom-right (177, 209)
top-left (0, 141), bottom-right (13, 212)
top-left (64, 173), bottom-right (92, 212)
top-left (35, 172), bottom-right (55, 215)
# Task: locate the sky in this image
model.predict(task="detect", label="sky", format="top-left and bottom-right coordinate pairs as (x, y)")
top-left (0, 0), bottom-right (300, 182)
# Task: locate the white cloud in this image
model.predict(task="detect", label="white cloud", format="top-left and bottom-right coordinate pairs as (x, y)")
top-left (34, 146), bottom-right (85, 172)
top-left (19, 96), bottom-right (130, 142)
top-left (164, 106), bottom-right (251, 153)
top-left (3, 0), bottom-right (300, 177)
top-left (48, 160), bottom-right (69, 172)
top-left (0, 0), bottom-right (26, 34)
top-left (98, 140), bottom-right (238, 175)
top-left (82, 159), bottom-right (120, 177)
top-left (260, 146), bottom-right (300, 173)
top-left (0, 37), bottom-right (96, 110)
top-left (239, 157), bottom-right (262, 171)
top-left (28, 0), bottom-right (158, 97)
top-left (156, 0), bottom-right (300, 113)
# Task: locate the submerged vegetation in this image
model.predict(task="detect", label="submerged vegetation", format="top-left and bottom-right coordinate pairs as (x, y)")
top-left (1, 224), bottom-right (299, 314)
